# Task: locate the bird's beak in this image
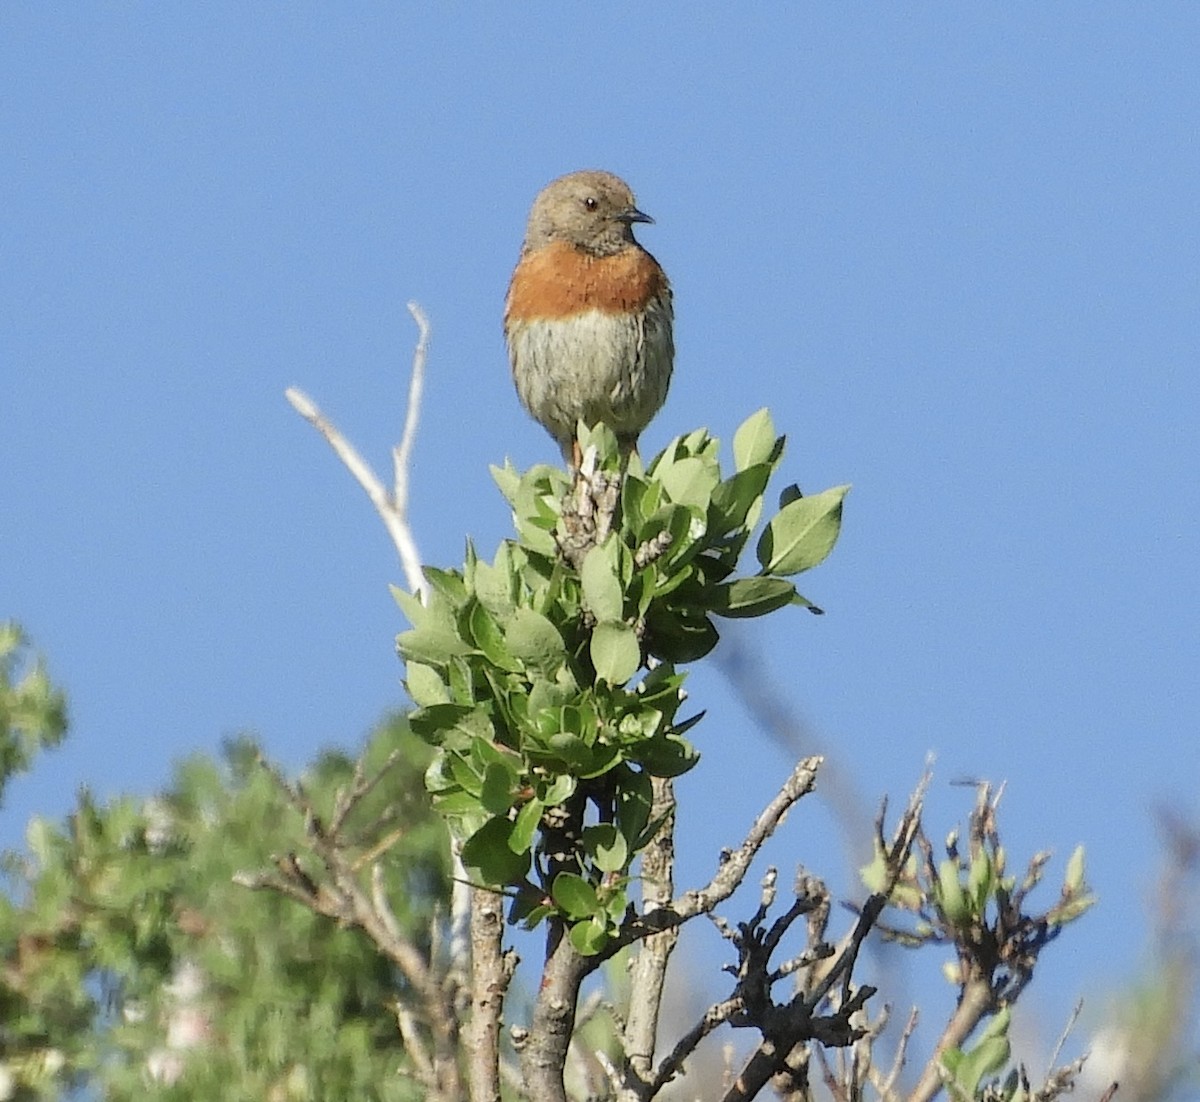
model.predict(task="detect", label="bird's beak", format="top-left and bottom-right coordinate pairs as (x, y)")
top-left (619, 206), bottom-right (654, 225)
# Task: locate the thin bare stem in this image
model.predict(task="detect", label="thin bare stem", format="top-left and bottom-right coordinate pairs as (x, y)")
top-left (872, 1006), bottom-right (918, 1102)
top-left (393, 302), bottom-right (429, 519)
top-left (285, 305), bottom-right (429, 601)
top-left (1048, 1000), bottom-right (1083, 1072)
top-left (650, 996), bottom-right (745, 1096)
top-left (620, 757), bottom-right (822, 951)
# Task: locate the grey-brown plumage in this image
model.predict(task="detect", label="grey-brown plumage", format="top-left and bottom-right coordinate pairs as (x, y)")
top-left (504, 170), bottom-right (674, 466)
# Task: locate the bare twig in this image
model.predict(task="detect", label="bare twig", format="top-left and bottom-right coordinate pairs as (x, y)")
top-left (330, 748), bottom-right (402, 837)
top-left (1047, 1000), bottom-right (1083, 1074)
top-left (871, 1006), bottom-right (918, 1102)
top-left (285, 301), bottom-right (429, 602)
top-left (718, 775), bottom-right (927, 1102)
top-left (592, 757), bottom-right (822, 1100)
top-left (680, 757), bottom-right (822, 919)
top-left (621, 757), bottom-right (822, 951)
top-left (650, 995), bottom-right (746, 1096)
top-left (395, 1002), bottom-right (435, 1086)
top-left (594, 1048), bottom-right (624, 1097)
top-left (393, 302), bottom-right (429, 524)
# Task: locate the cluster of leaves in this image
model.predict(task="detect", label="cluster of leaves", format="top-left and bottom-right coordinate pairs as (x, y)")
top-left (0, 720), bottom-right (449, 1101)
top-left (861, 784), bottom-right (1097, 1102)
top-left (396, 412), bottom-right (848, 952)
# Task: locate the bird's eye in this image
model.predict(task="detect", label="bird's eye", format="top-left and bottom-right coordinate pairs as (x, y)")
top-left (584, 196), bottom-right (598, 211)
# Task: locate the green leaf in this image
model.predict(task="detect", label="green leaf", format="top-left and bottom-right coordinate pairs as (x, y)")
top-left (944, 1007), bottom-right (1012, 1097)
top-left (462, 817), bottom-right (531, 886)
top-left (968, 848), bottom-right (993, 911)
top-left (732, 408), bottom-right (777, 471)
top-left (470, 734), bottom-right (517, 770)
top-left (581, 743), bottom-right (622, 779)
top-left (859, 845), bottom-right (922, 909)
top-left (424, 567), bottom-right (469, 604)
top-left (937, 859), bottom-right (970, 927)
top-left (616, 705), bottom-right (665, 743)
top-left (590, 621), bottom-right (641, 685)
top-left (510, 797), bottom-right (543, 854)
top-left (448, 751), bottom-right (486, 795)
top-left (473, 552), bottom-right (517, 617)
top-left (778, 483), bottom-right (804, 508)
top-left (679, 426), bottom-right (719, 460)
top-left (466, 601), bottom-right (521, 671)
top-left (604, 883), bottom-right (630, 924)
top-left (441, 660), bottom-right (473, 709)
top-left (644, 606), bottom-right (719, 663)
top-left (409, 704), bottom-right (493, 749)
top-left (431, 789), bottom-right (489, 820)
top-left (490, 460), bottom-right (521, 505)
top-left (390, 583), bottom-right (426, 626)
top-left (404, 662), bottom-right (449, 707)
top-left (631, 733), bottom-right (700, 778)
top-left (1064, 844), bottom-right (1086, 894)
top-left (528, 675), bottom-right (572, 717)
top-left (540, 773), bottom-right (576, 806)
top-left (581, 540), bottom-right (625, 621)
top-left (25, 815), bottom-right (55, 864)
top-left (756, 484), bottom-right (850, 575)
top-left (658, 456), bottom-right (720, 511)
top-left (791, 590), bottom-right (825, 615)
top-left (708, 577), bottom-right (797, 619)
top-left (480, 762), bottom-right (516, 816)
top-left (512, 897), bottom-right (556, 931)
top-left (514, 466), bottom-right (566, 530)
top-left (397, 623), bottom-right (473, 665)
top-left (616, 769), bottom-right (653, 847)
top-left (622, 474), bottom-right (662, 535)
top-left (709, 465), bottom-right (772, 536)
top-left (543, 731), bottom-right (619, 778)
top-left (663, 718), bottom-right (701, 752)
top-left (515, 517), bottom-right (558, 557)
top-left (569, 915), bottom-right (611, 956)
top-left (504, 609), bottom-right (566, 670)
top-left (582, 824), bottom-right (628, 873)
top-left (576, 420), bottom-right (621, 466)
top-left (551, 872), bottom-right (599, 919)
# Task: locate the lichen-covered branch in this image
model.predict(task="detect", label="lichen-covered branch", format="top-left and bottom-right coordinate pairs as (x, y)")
top-left (520, 924), bottom-right (593, 1102)
top-left (619, 776), bottom-right (678, 1101)
top-left (466, 887), bottom-right (514, 1102)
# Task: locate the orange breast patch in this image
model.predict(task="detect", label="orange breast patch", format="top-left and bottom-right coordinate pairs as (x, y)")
top-left (505, 240), bottom-right (670, 323)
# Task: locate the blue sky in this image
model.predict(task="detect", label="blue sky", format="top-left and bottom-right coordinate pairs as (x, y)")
top-left (4, 3), bottom-right (1198, 1065)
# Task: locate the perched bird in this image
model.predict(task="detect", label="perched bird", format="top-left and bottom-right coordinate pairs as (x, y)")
top-left (504, 170), bottom-right (674, 468)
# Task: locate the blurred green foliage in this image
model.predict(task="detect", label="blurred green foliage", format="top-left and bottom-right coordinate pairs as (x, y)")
top-left (0, 713), bottom-right (448, 1101)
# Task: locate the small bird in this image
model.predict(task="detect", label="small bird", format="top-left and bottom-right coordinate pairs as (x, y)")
top-left (504, 170), bottom-right (674, 468)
